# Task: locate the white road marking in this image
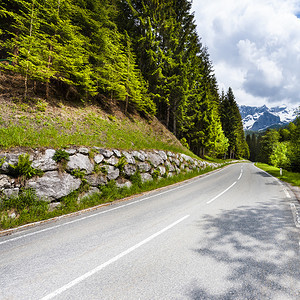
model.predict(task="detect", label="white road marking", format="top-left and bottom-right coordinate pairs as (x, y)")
top-left (238, 169), bottom-right (243, 180)
top-left (0, 166), bottom-right (228, 245)
top-left (39, 215), bottom-right (190, 300)
top-left (254, 165), bottom-right (291, 199)
top-left (206, 181), bottom-right (237, 204)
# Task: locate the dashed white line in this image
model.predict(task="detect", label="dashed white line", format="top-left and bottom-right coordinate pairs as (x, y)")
top-left (39, 215), bottom-right (190, 300)
top-left (206, 181), bottom-right (237, 204)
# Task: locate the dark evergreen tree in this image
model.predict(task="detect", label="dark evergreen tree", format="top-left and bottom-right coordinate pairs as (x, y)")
top-left (220, 87), bottom-right (249, 159)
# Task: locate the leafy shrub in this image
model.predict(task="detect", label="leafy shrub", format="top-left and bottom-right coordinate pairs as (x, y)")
top-left (116, 156), bottom-right (128, 175)
top-left (180, 137), bottom-right (190, 150)
top-left (130, 171), bottom-right (142, 188)
top-left (53, 149), bottom-right (70, 163)
top-left (9, 154), bottom-right (43, 179)
top-left (53, 149), bottom-right (70, 170)
top-left (0, 189), bottom-right (48, 229)
top-left (152, 169), bottom-right (160, 180)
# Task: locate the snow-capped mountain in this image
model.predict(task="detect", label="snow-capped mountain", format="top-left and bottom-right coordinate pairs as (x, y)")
top-left (239, 105), bottom-right (297, 131)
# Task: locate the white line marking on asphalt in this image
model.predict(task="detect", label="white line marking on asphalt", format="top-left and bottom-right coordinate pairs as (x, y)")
top-left (206, 181), bottom-right (237, 204)
top-left (39, 215), bottom-right (190, 300)
top-left (238, 169), bottom-right (243, 180)
top-left (254, 165), bottom-right (292, 199)
top-left (0, 167), bottom-right (228, 245)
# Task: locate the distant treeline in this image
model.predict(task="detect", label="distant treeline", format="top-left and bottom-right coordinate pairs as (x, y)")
top-left (246, 114), bottom-right (300, 172)
top-left (0, 0), bottom-right (249, 158)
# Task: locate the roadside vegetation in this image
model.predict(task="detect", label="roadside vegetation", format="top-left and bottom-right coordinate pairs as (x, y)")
top-left (0, 165), bottom-right (229, 230)
top-left (255, 163), bottom-right (300, 187)
top-left (0, 96), bottom-right (196, 157)
top-left (0, 0), bottom-right (249, 159)
top-left (246, 112), bottom-right (299, 173)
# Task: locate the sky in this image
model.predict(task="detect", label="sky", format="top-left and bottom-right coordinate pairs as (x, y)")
top-left (191, 0), bottom-right (300, 108)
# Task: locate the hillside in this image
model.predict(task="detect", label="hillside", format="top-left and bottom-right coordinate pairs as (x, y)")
top-left (0, 72), bottom-right (193, 157)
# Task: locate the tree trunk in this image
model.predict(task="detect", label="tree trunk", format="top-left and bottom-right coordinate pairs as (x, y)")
top-left (166, 103), bottom-right (170, 129)
top-left (46, 44), bottom-right (53, 99)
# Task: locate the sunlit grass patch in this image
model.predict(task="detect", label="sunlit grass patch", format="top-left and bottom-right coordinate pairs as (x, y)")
top-left (255, 163), bottom-right (300, 187)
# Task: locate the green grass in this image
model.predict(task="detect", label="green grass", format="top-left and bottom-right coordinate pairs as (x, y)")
top-left (0, 165), bottom-right (223, 230)
top-left (0, 105), bottom-right (196, 158)
top-left (255, 163), bottom-right (300, 187)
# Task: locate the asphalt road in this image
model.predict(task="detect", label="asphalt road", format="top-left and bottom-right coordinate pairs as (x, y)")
top-left (0, 163), bottom-right (299, 300)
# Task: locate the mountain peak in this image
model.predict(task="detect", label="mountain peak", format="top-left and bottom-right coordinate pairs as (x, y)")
top-left (239, 104), bottom-right (297, 131)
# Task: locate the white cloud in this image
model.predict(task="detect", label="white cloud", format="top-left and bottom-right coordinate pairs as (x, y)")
top-left (192, 0), bottom-right (300, 107)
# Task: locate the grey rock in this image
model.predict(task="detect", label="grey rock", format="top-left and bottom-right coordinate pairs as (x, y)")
top-left (137, 162), bottom-right (151, 172)
top-left (8, 211), bottom-right (17, 219)
top-left (158, 150), bottom-right (167, 161)
top-left (49, 202), bottom-right (60, 211)
top-left (140, 173), bottom-right (153, 183)
top-left (104, 156), bottom-right (119, 166)
top-left (181, 154), bottom-right (194, 164)
top-left (78, 147), bottom-right (89, 155)
top-left (27, 171), bottom-right (81, 201)
top-left (85, 174), bottom-right (107, 187)
top-left (3, 188), bottom-right (19, 198)
top-left (158, 166), bottom-right (166, 175)
top-left (139, 150), bottom-right (147, 158)
top-left (116, 179), bottom-right (132, 189)
top-left (65, 149), bottom-right (77, 155)
top-left (165, 161), bottom-right (175, 172)
top-left (122, 151), bottom-right (135, 164)
top-left (132, 151), bottom-right (145, 162)
top-left (0, 175), bottom-right (12, 189)
top-left (94, 154), bottom-right (104, 164)
top-left (102, 165), bottom-right (120, 181)
top-left (124, 164), bottom-right (137, 177)
top-left (113, 149), bottom-right (122, 158)
top-left (147, 152), bottom-right (163, 168)
top-left (32, 149), bottom-right (57, 171)
top-left (167, 151), bottom-right (175, 158)
top-left (78, 187), bottom-right (100, 201)
top-left (67, 153), bottom-right (94, 174)
top-left (99, 149), bottom-right (113, 158)
top-left (174, 158), bottom-right (180, 167)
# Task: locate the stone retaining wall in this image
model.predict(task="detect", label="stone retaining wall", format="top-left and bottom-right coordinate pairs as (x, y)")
top-left (0, 147), bottom-right (220, 203)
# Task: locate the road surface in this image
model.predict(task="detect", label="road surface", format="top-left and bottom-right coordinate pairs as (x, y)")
top-left (0, 163), bottom-right (299, 299)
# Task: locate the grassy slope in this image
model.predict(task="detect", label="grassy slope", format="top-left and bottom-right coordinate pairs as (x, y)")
top-left (0, 71), bottom-right (197, 156)
top-left (0, 96), bottom-right (199, 157)
top-left (255, 163), bottom-right (300, 187)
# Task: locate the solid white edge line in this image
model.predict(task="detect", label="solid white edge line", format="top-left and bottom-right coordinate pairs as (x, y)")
top-left (254, 164), bottom-right (291, 199)
top-left (1, 166), bottom-right (230, 245)
top-left (39, 215), bottom-right (190, 300)
top-left (206, 181), bottom-right (237, 204)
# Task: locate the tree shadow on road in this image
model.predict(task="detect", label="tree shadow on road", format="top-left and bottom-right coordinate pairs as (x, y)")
top-left (187, 199), bottom-right (300, 299)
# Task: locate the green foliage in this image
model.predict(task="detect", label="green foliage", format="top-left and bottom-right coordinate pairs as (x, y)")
top-left (53, 149), bottom-right (70, 163)
top-left (256, 163), bottom-right (300, 187)
top-left (152, 169), bottom-right (160, 180)
top-left (269, 142), bottom-right (290, 169)
top-left (0, 156), bottom-right (6, 167)
top-left (220, 88), bottom-right (249, 159)
top-left (9, 153), bottom-right (43, 179)
top-left (130, 171), bottom-right (142, 188)
top-left (53, 149), bottom-right (69, 170)
top-left (116, 156), bottom-right (128, 175)
top-left (71, 168), bottom-right (86, 180)
top-left (0, 188), bottom-right (48, 229)
top-left (180, 137), bottom-right (190, 150)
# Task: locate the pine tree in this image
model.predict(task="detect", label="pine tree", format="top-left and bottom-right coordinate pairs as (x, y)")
top-left (220, 87), bottom-right (249, 159)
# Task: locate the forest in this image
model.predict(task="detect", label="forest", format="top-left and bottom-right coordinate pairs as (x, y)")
top-left (246, 114), bottom-right (300, 172)
top-left (0, 0), bottom-right (249, 159)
